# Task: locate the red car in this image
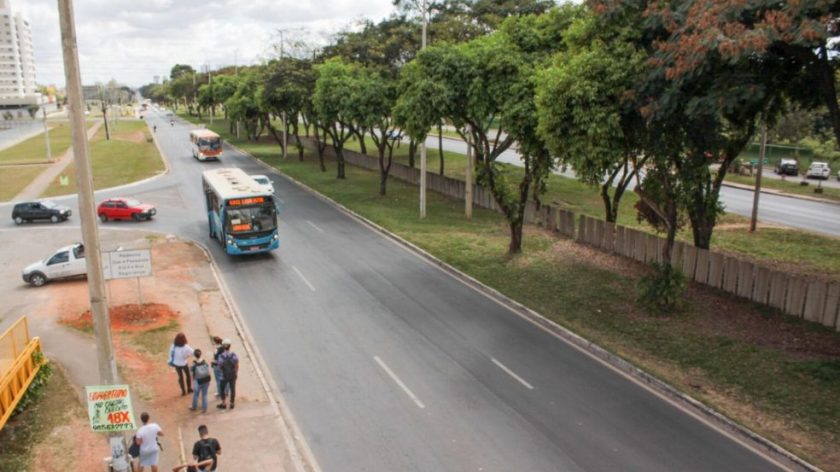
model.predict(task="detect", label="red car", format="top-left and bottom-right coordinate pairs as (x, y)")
top-left (97, 198), bottom-right (157, 222)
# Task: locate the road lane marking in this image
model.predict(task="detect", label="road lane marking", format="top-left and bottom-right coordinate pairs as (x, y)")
top-left (306, 220), bottom-right (324, 233)
top-left (491, 358), bottom-right (534, 390)
top-left (292, 265), bottom-right (316, 292)
top-left (373, 356), bottom-right (426, 409)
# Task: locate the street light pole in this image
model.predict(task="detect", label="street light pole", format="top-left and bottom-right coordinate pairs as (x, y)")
top-left (42, 105), bottom-right (52, 163)
top-left (419, 0), bottom-right (428, 218)
top-left (58, 1), bottom-right (126, 470)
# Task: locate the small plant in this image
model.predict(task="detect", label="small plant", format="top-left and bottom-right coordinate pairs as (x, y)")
top-left (638, 262), bottom-right (686, 314)
top-left (12, 351), bottom-right (53, 417)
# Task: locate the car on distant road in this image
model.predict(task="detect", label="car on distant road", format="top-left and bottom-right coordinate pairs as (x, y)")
top-left (97, 197), bottom-right (157, 222)
top-left (774, 158), bottom-right (799, 176)
top-left (22, 243), bottom-right (86, 287)
top-left (806, 161), bottom-right (831, 179)
top-left (250, 175), bottom-right (275, 194)
top-left (11, 200), bottom-right (72, 224)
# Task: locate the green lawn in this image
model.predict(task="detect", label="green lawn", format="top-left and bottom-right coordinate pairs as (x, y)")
top-left (40, 120), bottom-right (164, 197)
top-left (181, 115), bottom-right (840, 279)
top-left (211, 129), bottom-right (840, 467)
top-left (0, 165), bottom-right (48, 201)
top-left (0, 122), bottom-right (76, 165)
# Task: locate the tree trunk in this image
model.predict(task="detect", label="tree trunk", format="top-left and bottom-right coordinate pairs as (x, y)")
top-left (508, 220), bottom-right (524, 254)
top-left (336, 146), bottom-right (346, 179)
top-left (408, 139), bottom-right (416, 168)
top-left (355, 129), bottom-right (367, 155)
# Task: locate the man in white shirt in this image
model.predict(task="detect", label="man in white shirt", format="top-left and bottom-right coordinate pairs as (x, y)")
top-left (135, 411), bottom-right (164, 472)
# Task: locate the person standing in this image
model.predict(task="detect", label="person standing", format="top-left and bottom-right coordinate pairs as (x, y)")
top-left (191, 424), bottom-right (222, 471)
top-left (135, 412), bottom-right (164, 472)
top-left (169, 332), bottom-right (193, 396)
top-left (210, 336), bottom-right (226, 397)
top-left (190, 349), bottom-right (212, 413)
top-left (217, 339), bottom-right (239, 410)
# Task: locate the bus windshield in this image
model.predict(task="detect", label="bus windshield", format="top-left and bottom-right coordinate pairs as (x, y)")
top-left (197, 138), bottom-right (221, 150)
top-left (225, 204), bottom-right (276, 234)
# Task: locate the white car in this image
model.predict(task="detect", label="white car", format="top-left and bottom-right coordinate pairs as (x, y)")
top-left (22, 243), bottom-right (87, 286)
top-left (250, 175), bottom-right (275, 194)
top-left (806, 161), bottom-right (831, 179)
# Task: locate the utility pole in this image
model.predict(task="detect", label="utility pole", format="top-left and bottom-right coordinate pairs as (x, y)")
top-left (280, 35), bottom-right (287, 159)
top-left (42, 105), bottom-right (52, 163)
top-left (58, 1), bottom-right (126, 471)
top-left (750, 124), bottom-right (767, 232)
top-left (419, 0), bottom-right (428, 218)
top-left (465, 127), bottom-right (473, 219)
top-left (208, 69), bottom-right (214, 126)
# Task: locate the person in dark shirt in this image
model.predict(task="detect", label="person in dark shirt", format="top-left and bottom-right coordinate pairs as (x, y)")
top-left (190, 424), bottom-right (221, 471)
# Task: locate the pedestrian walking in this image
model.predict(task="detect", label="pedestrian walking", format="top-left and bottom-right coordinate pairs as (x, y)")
top-left (190, 349), bottom-right (211, 413)
top-left (210, 336), bottom-right (227, 397)
top-left (191, 424), bottom-right (222, 471)
top-left (135, 412), bottom-right (164, 472)
top-left (216, 339), bottom-right (239, 410)
top-left (169, 332), bottom-right (194, 396)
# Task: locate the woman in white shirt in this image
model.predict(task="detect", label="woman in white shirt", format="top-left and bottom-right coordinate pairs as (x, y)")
top-left (169, 332), bottom-right (193, 395)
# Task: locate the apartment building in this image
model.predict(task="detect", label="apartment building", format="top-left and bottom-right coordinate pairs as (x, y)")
top-left (0, 0), bottom-right (39, 107)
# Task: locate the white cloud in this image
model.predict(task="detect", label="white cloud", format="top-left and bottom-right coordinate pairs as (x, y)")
top-left (15, 0), bottom-right (395, 87)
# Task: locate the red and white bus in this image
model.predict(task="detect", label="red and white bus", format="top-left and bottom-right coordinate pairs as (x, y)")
top-left (189, 129), bottom-right (223, 161)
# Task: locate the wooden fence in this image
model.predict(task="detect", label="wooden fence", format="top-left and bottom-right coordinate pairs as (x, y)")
top-left (305, 140), bottom-right (840, 330)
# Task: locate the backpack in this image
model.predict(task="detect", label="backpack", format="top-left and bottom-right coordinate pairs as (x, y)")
top-left (195, 438), bottom-right (217, 461)
top-left (194, 361), bottom-right (211, 384)
top-left (220, 352), bottom-right (237, 380)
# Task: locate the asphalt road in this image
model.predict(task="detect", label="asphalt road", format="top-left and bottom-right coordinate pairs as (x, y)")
top-left (425, 136), bottom-right (840, 238)
top-left (0, 111), bottom-right (787, 471)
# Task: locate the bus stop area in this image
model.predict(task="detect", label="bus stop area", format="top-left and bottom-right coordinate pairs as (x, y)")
top-left (0, 227), bottom-right (299, 471)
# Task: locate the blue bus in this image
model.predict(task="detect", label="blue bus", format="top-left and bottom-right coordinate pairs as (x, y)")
top-left (202, 168), bottom-right (279, 255)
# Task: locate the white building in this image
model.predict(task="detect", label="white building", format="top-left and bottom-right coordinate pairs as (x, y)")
top-left (0, 0), bottom-right (39, 107)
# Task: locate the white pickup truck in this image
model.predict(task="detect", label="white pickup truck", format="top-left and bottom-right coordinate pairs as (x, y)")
top-left (22, 243), bottom-right (87, 286)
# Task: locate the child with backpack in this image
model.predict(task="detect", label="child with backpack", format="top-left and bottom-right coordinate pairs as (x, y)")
top-left (216, 340), bottom-right (239, 410)
top-left (189, 349), bottom-right (212, 413)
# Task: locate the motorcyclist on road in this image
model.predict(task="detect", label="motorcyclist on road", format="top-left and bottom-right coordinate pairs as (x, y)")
top-left (170, 119), bottom-right (174, 127)
top-left (153, 125), bottom-right (157, 133)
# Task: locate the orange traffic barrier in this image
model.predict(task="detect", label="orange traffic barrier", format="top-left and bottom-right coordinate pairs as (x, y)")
top-left (0, 317), bottom-right (46, 431)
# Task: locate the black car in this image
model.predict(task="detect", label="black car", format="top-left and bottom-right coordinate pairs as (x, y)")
top-left (774, 158), bottom-right (799, 176)
top-left (11, 200), bottom-right (72, 224)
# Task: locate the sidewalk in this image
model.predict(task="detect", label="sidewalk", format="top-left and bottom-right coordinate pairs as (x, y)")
top-left (13, 120), bottom-right (102, 201)
top-left (27, 235), bottom-right (302, 471)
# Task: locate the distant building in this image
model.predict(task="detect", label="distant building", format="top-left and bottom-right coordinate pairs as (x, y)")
top-left (0, 0), bottom-right (40, 107)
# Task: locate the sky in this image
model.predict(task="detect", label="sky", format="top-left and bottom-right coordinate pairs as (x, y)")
top-left (15, 0), bottom-right (395, 88)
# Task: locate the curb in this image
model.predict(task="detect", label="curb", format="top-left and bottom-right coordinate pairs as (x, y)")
top-left (721, 181), bottom-right (840, 206)
top-left (193, 240), bottom-right (320, 472)
top-left (235, 148), bottom-right (820, 472)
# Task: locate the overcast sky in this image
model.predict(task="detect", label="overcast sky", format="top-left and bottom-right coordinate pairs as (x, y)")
top-left (16, 0), bottom-right (395, 88)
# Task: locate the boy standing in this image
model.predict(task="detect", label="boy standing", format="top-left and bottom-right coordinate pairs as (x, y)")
top-left (216, 339), bottom-right (239, 410)
top-left (190, 349), bottom-right (212, 413)
top-left (191, 424), bottom-right (222, 471)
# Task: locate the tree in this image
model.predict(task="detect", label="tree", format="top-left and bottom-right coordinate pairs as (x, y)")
top-left (260, 57), bottom-right (315, 161)
top-left (397, 32), bottom-right (553, 253)
top-left (536, 10), bottom-right (647, 223)
top-left (170, 64), bottom-right (195, 80)
top-left (313, 59), bottom-right (360, 179)
top-left (353, 67), bottom-right (403, 195)
top-left (225, 72), bottom-right (264, 141)
top-left (592, 0), bottom-right (785, 249)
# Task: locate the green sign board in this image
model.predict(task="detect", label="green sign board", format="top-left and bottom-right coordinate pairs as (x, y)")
top-left (59, 175), bottom-right (69, 186)
top-left (86, 384), bottom-right (136, 432)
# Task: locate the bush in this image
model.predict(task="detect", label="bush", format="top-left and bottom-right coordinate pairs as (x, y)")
top-left (638, 262), bottom-right (686, 314)
top-left (12, 352), bottom-right (52, 417)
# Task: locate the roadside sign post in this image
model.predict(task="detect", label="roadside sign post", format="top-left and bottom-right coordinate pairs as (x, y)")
top-left (85, 384), bottom-right (136, 472)
top-left (102, 249), bottom-right (153, 304)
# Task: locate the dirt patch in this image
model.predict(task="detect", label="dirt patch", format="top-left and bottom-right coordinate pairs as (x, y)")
top-left (60, 303), bottom-right (179, 333)
top-left (114, 130), bottom-right (146, 144)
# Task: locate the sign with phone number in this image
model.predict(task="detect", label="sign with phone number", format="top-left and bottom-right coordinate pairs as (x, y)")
top-left (86, 385), bottom-right (137, 432)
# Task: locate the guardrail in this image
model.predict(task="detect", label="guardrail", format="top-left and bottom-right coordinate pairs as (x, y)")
top-left (0, 316), bottom-right (45, 431)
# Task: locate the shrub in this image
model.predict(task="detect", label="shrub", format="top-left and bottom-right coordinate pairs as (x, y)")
top-left (638, 262), bottom-right (686, 314)
top-left (12, 351), bottom-right (52, 417)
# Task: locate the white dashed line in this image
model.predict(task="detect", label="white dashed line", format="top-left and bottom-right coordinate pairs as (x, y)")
top-left (373, 356), bottom-right (426, 409)
top-left (491, 357), bottom-right (534, 390)
top-left (292, 265), bottom-right (316, 292)
top-left (306, 220), bottom-right (324, 233)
